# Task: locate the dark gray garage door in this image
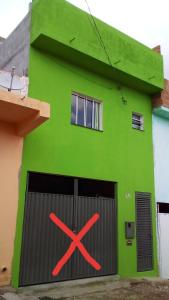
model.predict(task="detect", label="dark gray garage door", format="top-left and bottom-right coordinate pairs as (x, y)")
top-left (19, 174), bottom-right (117, 286)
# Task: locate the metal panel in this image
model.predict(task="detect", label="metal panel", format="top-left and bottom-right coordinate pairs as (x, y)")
top-left (157, 213), bottom-right (169, 279)
top-left (135, 192), bottom-right (153, 272)
top-left (20, 191), bottom-right (117, 286)
top-left (72, 196), bottom-right (117, 279)
top-left (19, 193), bottom-right (74, 286)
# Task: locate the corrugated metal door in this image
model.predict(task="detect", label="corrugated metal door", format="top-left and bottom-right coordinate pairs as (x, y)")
top-left (72, 196), bottom-right (116, 279)
top-left (135, 192), bottom-right (153, 272)
top-left (19, 193), bottom-right (74, 286)
top-left (20, 193), bottom-right (116, 286)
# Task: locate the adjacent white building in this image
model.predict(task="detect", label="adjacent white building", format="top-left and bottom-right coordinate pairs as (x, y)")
top-left (153, 79), bottom-right (169, 278)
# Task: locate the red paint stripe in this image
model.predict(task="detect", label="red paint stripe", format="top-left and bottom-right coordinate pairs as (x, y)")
top-left (49, 212), bottom-right (101, 276)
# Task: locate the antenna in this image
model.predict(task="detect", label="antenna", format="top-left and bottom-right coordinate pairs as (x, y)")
top-left (9, 66), bottom-right (15, 91)
top-left (0, 67), bottom-right (24, 92)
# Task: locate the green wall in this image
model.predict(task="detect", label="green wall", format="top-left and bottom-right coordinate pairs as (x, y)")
top-left (12, 0), bottom-right (162, 287)
top-left (31, 0), bottom-right (163, 93)
top-left (12, 49), bottom-right (158, 287)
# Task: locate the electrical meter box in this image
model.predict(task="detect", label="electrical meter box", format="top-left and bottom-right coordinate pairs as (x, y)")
top-left (125, 222), bottom-right (135, 239)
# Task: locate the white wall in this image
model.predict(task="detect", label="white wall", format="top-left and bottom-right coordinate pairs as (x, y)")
top-left (157, 213), bottom-right (169, 278)
top-left (153, 115), bottom-right (169, 203)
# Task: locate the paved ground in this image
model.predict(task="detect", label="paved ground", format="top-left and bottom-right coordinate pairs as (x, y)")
top-left (1, 276), bottom-right (169, 299)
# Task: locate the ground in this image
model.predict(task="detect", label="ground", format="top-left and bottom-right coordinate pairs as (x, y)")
top-left (1, 277), bottom-right (169, 300)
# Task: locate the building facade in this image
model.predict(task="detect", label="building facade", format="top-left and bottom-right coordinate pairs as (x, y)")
top-left (0, 88), bottom-right (50, 286)
top-left (152, 80), bottom-right (169, 278)
top-left (0, 0), bottom-right (164, 287)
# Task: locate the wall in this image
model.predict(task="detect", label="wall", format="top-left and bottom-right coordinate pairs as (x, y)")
top-left (0, 13), bottom-right (30, 76)
top-left (157, 214), bottom-right (169, 278)
top-left (12, 48), bottom-right (158, 287)
top-left (10, 0), bottom-right (163, 287)
top-left (30, 0), bottom-right (163, 93)
top-left (0, 122), bottom-right (23, 286)
top-left (153, 115), bottom-right (169, 203)
top-left (0, 37), bottom-right (5, 45)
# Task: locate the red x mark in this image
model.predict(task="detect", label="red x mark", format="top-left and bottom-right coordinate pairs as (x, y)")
top-left (49, 212), bottom-right (101, 276)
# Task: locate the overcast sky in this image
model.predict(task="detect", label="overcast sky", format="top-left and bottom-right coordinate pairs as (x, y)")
top-left (0, 0), bottom-right (169, 78)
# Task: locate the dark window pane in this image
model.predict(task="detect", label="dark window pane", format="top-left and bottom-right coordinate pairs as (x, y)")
top-left (78, 178), bottom-right (115, 198)
top-left (77, 97), bottom-right (84, 126)
top-left (71, 94), bottom-right (76, 124)
top-left (158, 203), bottom-right (169, 214)
top-left (86, 100), bottom-right (92, 128)
top-left (28, 172), bottom-right (74, 195)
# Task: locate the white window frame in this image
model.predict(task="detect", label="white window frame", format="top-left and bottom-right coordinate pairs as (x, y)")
top-left (72, 92), bottom-right (103, 131)
top-left (132, 112), bottom-right (144, 131)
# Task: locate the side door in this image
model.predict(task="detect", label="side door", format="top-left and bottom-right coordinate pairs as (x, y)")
top-left (135, 192), bottom-right (153, 272)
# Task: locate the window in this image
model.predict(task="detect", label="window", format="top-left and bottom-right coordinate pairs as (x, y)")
top-left (132, 113), bottom-right (143, 130)
top-left (158, 203), bottom-right (169, 214)
top-left (71, 93), bottom-right (103, 131)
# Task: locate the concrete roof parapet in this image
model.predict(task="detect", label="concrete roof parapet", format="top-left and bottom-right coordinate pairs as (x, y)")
top-left (0, 90), bottom-right (50, 136)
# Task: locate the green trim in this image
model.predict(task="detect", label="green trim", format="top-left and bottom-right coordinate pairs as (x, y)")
top-left (153, 106), bottom-right (169, 120)
top-left (12, 170), bottom-right (27, 288)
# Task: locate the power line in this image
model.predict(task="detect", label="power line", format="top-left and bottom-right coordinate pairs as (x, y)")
top-left (84, 0), bottom-right (113, 67)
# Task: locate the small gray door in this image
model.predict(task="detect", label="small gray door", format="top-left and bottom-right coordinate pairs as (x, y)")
top-left (135, 192), bottom-right (153, 272)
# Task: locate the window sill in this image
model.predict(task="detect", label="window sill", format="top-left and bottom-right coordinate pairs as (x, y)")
top-left (71, 123), bottom-right (104, 133)
top-left (132, 127), bottom-right (144, 132)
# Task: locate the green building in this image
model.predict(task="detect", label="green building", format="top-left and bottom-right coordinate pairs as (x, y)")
top-left (0, 0), bottom-right (164, 287)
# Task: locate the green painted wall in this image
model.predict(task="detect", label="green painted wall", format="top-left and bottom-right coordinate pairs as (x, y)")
top-left (12, 0), bottom-right (162, 287)
top-left (31, 0), bottom-right (163, 93)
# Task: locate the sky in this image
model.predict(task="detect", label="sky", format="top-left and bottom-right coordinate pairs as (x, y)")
top-left (0, 0), bottom-right (169, 78)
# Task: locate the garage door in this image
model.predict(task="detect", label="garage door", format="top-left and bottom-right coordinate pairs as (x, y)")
top-left (19, 173), bottom-right (117, 286)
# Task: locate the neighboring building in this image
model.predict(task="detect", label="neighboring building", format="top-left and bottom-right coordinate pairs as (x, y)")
top-left (0, 37), bottom-right (5, 45)
top-left (0, 13), bottom-right (30, 76)
top-left (0, 89), bottom-right (50, 286)
top-left (152, 79), bottom-right (169, 278)
top-left (0, 69), bottom-right (29, 95)
top-left (0, 0), bottom-right (164, 287)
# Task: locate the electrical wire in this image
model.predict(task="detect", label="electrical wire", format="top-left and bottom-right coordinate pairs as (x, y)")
top-left (84, 0), bottom-right (113, 67)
